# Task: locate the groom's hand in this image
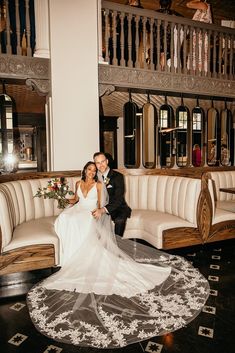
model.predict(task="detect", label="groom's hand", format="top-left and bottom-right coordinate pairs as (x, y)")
top-left (92, 207), bottom-right (106, 219)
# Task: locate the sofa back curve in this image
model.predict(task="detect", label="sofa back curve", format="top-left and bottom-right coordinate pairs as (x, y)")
top-left (0, 177), bottom-right (80, 250)
top-left (209, 171), bottom-right (235, 202)
top-left (124, 175), bottom-right (201, 225)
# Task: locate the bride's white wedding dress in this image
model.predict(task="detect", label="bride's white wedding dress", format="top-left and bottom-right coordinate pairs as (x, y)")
top-left (27, 183), bottom-right (210, 348)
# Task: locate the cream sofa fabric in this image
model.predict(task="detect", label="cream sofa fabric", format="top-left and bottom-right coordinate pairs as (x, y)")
top-left (0, 177), bottom-right (80, 264)
top-left (209, 171), bottom-right (235, 224)
top-left (0, 174), bottom-right (202, 265)
top-left (124, 175), bottom-right (201, 248)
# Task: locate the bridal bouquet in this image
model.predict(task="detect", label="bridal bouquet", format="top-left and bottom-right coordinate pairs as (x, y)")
top-left (34, 177), bottom-right (74, 209)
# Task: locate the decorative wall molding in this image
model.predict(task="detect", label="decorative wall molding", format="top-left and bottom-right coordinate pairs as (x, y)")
top-left (0, 54), bottom-right (50, 79)
top-left (99, 65), bottom-right (235, 99)
top-left (99, 84), bottom-right (115, 97)
top-left (25, 78), bottom-right (50, 96)
top-left (0, 54), bottom-right (50, 95)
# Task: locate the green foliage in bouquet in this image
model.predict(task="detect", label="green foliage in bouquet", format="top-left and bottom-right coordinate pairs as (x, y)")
top-left (34, 177), bottom-right (74, 209)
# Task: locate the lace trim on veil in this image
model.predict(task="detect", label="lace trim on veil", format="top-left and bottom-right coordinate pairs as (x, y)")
top-left (27, 178), bottom-right (209, 348)
top-left (27, 238), bottom-right (209, 348)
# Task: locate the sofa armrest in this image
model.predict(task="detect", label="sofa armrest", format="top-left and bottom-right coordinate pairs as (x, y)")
top-left (197, 176), bottom-right (213, 243)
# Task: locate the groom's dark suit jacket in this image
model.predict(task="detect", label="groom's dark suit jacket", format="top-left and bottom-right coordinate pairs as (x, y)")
top-left (104, 169), bottom-right (131, 221)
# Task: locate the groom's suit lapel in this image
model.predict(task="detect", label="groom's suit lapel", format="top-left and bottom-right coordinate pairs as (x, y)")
top-left (106, 169), bottom-right (114, 194)
top-left (107, 169), bottom-right (114, 180)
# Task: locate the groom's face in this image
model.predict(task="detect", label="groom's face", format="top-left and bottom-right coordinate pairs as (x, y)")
top-left (94, 154), bottom-right (109, 174)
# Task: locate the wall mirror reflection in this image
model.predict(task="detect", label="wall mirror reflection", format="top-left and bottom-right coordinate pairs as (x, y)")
top-left (100, 116), bottom-right (118, 169)
top-left (220, 103), bottom-right (233, 166)
top-left (123, 93), bottom-right (140, 168)
top-left (0, 93), bottom-right (18, 173)
top-left (159, 97), bottom-right (174, 168)
top-left (192, 99), bottom-right (204, 167)
top-left (207, 103), bottom-right (219, 166)
top-left (176, 98), bottom-right (190, 167)
top-left (142, 95), bottom-right (157, 169)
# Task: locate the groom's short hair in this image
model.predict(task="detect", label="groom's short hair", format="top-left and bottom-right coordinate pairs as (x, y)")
top-left (93, 152), bottom-right (106, 160)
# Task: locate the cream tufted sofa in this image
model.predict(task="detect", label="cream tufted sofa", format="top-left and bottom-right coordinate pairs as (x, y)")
top-left (123, 175), bottom-right (203, 249)
top-left (208, 171), bottom-right (235, 230)
top-left (0, 176), bottom-right (80, 275)
top-left (1, 171), bottom-right (226, 276)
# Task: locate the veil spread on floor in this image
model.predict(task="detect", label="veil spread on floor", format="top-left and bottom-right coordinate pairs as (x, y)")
top-left (27, 181), bottom-right (210, 349)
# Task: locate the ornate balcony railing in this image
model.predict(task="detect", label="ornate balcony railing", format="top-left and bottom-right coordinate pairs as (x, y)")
top-left (101, 1), bottom-right (235, 95)
top-left (0, 0), bottom-right (35, 56)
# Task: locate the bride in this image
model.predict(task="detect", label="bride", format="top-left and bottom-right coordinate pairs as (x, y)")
top-left (27, 161), bottom-right (210, 349)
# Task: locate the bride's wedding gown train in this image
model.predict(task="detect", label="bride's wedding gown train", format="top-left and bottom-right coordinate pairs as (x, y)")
top-left (27, 183), bottom-right (210, 348)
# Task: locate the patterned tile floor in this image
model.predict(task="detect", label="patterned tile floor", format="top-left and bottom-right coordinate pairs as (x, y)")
top-left (0, 239), bottom-right (234, 353)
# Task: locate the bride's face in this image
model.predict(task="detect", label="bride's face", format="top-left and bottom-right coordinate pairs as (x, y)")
top-left (86, 164), bottom-right (97, 180)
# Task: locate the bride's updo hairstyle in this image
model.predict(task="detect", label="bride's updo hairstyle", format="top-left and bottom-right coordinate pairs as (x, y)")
top-left (81, 161), bottom-right (98, 181)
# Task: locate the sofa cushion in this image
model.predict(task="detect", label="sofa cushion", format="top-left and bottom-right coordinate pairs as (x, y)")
top-left (0, 177), bottom-right (80, 250)
top-left (212, 208), bottom-right (235, 225)
top-left (3, 216), bottom-right (59, 264)
top-left (125, 175), bottom-right (201, 225)
top-left (210, 171), bottom-right (235, 202)
top-left (124, 210), bottom-right (196, 249)
top-left (208, 172), bottom-right (235, 224)
top-left (216, 201), bottom-right (235, 213)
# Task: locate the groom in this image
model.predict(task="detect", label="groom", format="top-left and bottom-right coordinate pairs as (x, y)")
top-left (92, 152), bottom-right (131, 236)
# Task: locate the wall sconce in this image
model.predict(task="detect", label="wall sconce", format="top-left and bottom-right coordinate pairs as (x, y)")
top-left (0, 81), bottom-right (18, 173)
top-left (3, 153), bottom-right (18, 173)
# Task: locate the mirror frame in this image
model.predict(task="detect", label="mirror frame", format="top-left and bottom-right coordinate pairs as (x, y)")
top-left (159, 102), bottom-right (174, 168)
top-left (220, 106), bottom-right (233, 166)
top-left (192, 104), bottom-right (205, 167)
top-left (175, 103), bottom-right (191, 168)
top-left (207, 106), bottom-right (219, 166)
top-left (142, 101), bottom-right (157, 169)
top-left (123, 99), bottom-right (140, 168)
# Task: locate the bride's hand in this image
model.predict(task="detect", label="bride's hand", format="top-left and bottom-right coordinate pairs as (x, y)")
top-left (92, 208), bottom-right (105, 220)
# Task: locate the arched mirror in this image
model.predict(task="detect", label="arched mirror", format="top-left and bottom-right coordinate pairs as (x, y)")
top-left (176, 96), bottom-right (191, 167)
top-left (220, 101), bottom-right (233, 166)
top-left (207, 101), bottom-right (219, 166)
top-left (142, 93), bottom-right (157, 168)
top-left (159, 96), bottom-right (174, 168)
top-left (0, 93), bottom-right (18, 173)
top-left (192, 98), bottom-right (204, 167)
top-left (123, 92), bottom-right (140, 168)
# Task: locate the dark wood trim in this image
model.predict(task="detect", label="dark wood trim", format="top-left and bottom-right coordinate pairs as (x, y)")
top-left (0, 171), bottom-right (81, 183)
top-left (209, 221), bottom-right (235, 241)
top-left (119, 166), bottom-right (235, 178)
top-left (1, 166), bottom-right (235, 183)
top-left (163, 228), bottom-right (203, 249)
top-left (219, 187), bottom-right (235, 194)
top-left (197, 175), bottom-right (213, 242)
top-left (0, 244), bottom-right (55, 275)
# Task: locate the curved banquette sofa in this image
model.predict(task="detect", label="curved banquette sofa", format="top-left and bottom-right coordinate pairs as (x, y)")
top-left (123, 174), bottom-right (203, 249)
top-left (0, 173), bottom-right (80, 275)
top-left (0, 169), bottom-right (234, 276)
top-left (207, 170), bottom-right (235, 240)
